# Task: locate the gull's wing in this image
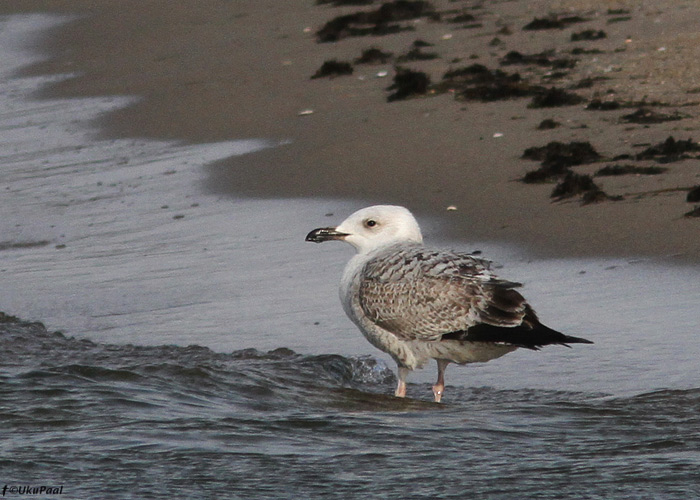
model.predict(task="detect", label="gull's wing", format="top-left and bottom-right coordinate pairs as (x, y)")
top-left (357, 245), bottom-right (528, 342)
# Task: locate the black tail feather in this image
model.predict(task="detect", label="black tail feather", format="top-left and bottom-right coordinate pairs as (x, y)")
top-left (560, 334), bottom-right (594, 346)
top-left (442, 323), bottom-right (593, 350)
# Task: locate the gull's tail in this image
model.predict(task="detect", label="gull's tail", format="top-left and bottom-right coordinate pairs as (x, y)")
top-left (445, 322), bottom-right (593, 350)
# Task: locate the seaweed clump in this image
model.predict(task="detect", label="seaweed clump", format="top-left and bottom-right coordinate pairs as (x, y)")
top-left (397, 40), bottom-right (439, 62)
top-left (687, 186), bottom-right (700, 203)
top-left (635, 136), bottom-right (700, 163)
top-left (621, 108), bottom-right (685, 124)
top-left (522, 141), bottom-right (601, 165)
top-left (446, 13), bottom-right (476, 23)
top-left (437, 64), bottom-right (542, 102)
top-left (572, 76), bottom-right (609, 88)
top-left (529, 87), bottom-right (584, 108)
top-left (430, 63), bottom-right (583, 106)
top-left (537, 119), bottom-right (559, 130)
top-left (571, 30), bottom-right (606, 41)
top-left (355, 47), bottom-right (393, 64)
top-left (684, 206), bottom-right (700, 218)
top-left (500, 50), bottom-right (576, 69)
top-left (316, 0), bottom-right (436, 42)
top-left (387, 68), bottom-right (431, 102)
top-left (551, 172), bottom-right (601, 202)
top-left (595, 164), bottom-right (667, 176)
top-left (586, 99), bottom-right (621, 111)
top-left (523, 15), bottom-right (587, 30)
top-left (550, 172), bottom-right (620, 204)
top-left (397, 47), bottom-right (439, 61)
top-left (522, 141), bottom-right (600, 183)
top-left (311, 60), bottom-right (354, 79)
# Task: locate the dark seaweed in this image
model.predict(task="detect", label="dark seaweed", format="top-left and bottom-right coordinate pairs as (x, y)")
top-left (595, 164), bottom-right (667, 176)
top-left (442, 64), bottom-right (491, 81)
top-left (571, 30), bottom-right (606, 42)
top-left (412, 39), bottom-right (433, 47)
top-left (684, 205), bottom-right (700, 217)
top-left (500, 50), bottom-right (577, 69)
top-left (316, 1), bottom-right (435, 42)
top-left (387, 68), bottom-right (431, 101)
top-left (437, 64), bottom-right (543, 102)
top-left (572, 76), bottom-right (609, 88)
top-left (447, 13), bottom-right (476, 23)
top-left (551, 172), bottom-right (599, 200)
top-left (607, 8), bottom-right (630, 15)
top-left (311, 60), bottom-right (354, 79)
top-left (607, 16), bottom-right (632, 24)
top-left (581, 189), bottom-right (621, 204)
top-left (612, 154), bottom-right (633, 161)
top-left (317, 14), bottom-right (406, 42)
top-left (529, 87), bottom-right (585, 108)
top-left (523, 141), bottom-right (600, 167)
top-left (586, 99), bottom-right (621, 111)
top-left (522, 166), bottom-right (568, 184)
top-left (570, 47), bottom-right (604, 55)
top-left (621, 108), bottom-right (685, 124)
top-left (537, 119), bottom-right (559, 130)
top-left (522, 141), bottom-right (600, 184)
top-left (687, 186), bottom-right (700, 203)
top-left (635, 136), bottom-right (700, 163)
top-left (523, 15), bottom-right (587, 30)
top-left (355, 47), bottom-right (394, 64)
top-left (397, 46), bottom-right (439, 62)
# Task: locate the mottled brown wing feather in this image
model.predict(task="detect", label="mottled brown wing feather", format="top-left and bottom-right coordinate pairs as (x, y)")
top-left (357, 246), bottom-right (528, 341)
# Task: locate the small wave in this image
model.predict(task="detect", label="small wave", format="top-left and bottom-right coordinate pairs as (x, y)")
top-left (228, 347), bottom-right (396, 389)
top-left (0, 313), bottom-right (400, 421)
top-left (300, 354), bottom-right (396, 386)
top-left (40, 364), bottom-right (147, 383)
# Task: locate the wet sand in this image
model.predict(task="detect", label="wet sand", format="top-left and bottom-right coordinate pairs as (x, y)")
top-left (2, 0), bottom-right (700, 260)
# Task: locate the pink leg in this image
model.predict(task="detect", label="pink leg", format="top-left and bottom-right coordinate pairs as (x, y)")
top-left (395, 367), bottom-right (409, 397)
top-left (432, 359), bottom-right (449, 403)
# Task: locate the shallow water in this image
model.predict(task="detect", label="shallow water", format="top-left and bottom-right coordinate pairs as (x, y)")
top-left (1, 13), bottom-right (700, 500)
top-left (0, 13), bottom-right (359, 352)
top-left (2, 317), bottom-right (700, 499)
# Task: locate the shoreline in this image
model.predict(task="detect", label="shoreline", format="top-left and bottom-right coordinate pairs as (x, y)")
top-left (2, 0), bottom-right (699, 261)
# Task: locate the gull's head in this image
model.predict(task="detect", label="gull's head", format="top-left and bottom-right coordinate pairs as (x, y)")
top-left (305, 205), bottom-right (423, 254)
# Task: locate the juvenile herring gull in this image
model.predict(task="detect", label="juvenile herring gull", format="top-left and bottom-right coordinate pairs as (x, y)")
top-left (306, 205), bottom-right (592, 402)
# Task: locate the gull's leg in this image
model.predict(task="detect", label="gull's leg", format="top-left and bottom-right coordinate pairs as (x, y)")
top-left (432, 359), bottom-right (449, 403)
top-left (395, 367), bottom-right (409, 398)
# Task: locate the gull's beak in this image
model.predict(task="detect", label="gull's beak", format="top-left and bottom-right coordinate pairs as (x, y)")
top-left (305, 227), bottom-right (349, 243)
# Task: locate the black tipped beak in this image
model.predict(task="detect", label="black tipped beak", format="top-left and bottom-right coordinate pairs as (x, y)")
top-left (305, 227), bottom-right (349, 243)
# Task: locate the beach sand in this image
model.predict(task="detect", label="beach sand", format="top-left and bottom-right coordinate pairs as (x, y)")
top-left (3, 0), bottom-right (699, 260)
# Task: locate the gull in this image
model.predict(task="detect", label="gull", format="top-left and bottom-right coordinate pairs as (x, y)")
top-left (306, 205), bottom-right (592, 402)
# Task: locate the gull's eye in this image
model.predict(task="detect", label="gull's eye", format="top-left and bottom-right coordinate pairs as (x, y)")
top-left (364, 219), bottom-right (377, 228)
